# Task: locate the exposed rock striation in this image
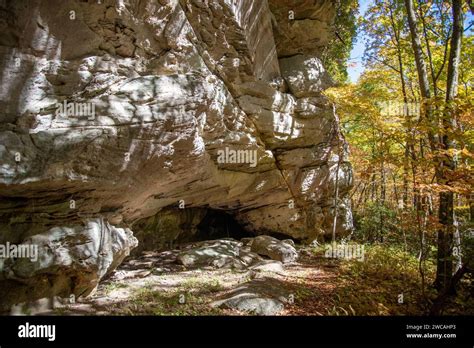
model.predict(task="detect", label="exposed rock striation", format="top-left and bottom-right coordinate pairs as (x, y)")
top-left (0, 0), bottom-right (353, 307)
top-left (0, 218), bottom-right (137, 311)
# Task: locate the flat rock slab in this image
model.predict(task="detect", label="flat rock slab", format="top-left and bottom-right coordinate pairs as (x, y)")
top-left (250, 260), bottom-right (284, 273)
top-left (211, 277), bottom-right (289, 315)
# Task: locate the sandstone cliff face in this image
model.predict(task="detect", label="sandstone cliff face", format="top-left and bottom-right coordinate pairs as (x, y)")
top-left (0, 0), bottom-right (353, 307)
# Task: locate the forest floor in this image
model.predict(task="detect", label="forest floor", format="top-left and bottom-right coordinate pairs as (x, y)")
top-left (48, 242), bottom-right (472, 316)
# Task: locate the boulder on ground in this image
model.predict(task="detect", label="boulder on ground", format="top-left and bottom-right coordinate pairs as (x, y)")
top-left (177, 239), bottom-right (249, 269)
top-left (250, 235), bottom-right (298, 263)
top-left (0, 218), bottom-right (138, 312)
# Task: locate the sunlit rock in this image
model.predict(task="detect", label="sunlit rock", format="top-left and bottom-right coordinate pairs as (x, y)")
top-left (0, 218), bottom-right (137, 312)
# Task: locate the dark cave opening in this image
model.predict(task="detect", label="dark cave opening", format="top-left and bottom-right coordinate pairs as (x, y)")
top-left (132, 207), bottom-right (297, 256)
top-left (193, 209), bottom-right (254, 241)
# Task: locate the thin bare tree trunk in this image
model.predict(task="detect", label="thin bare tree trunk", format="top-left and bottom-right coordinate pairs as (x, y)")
top-left (388, 2), bottom-right (411, 210)
top-left (404, 0), bottom-right (437, 150)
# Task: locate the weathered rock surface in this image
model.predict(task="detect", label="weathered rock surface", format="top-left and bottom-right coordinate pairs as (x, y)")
top-left (0, 0), bottom-right (353, 308)
top-left (0, 218), bottom-right (137, 311)
top-left (250, 235), bottom-right (298, 263)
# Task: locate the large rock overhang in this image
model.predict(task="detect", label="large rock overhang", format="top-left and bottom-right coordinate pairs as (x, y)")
top-left (0, 0), bottom-right (353, 308)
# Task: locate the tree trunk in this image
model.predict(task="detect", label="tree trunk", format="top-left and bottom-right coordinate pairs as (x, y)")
top-left (435, 0), bottom-right (464, 291)
top-left (404, 0), bottom-right (431, 101)
top-left (405, 0), bottom-right (464, 292)
top-left (404, 0), bottom-right (436, 149)
top-left (391, 2), bottom-right (414, 211)
top-left (470, 194), bottom-right (474, 222)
